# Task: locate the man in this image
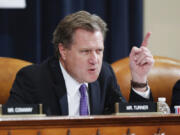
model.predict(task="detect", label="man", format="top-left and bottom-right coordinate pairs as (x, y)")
top-left (171, 80), bottom-right (180, 113)
top-left (6, 11), bottom-right (154, 116)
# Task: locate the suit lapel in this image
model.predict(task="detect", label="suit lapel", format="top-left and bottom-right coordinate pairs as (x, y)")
top-left (48, 57), bottom-right (103, 115)
top-left (48, 58), bottom-right (68, 115)
top-left (89, 81), bottom-right (101, 115)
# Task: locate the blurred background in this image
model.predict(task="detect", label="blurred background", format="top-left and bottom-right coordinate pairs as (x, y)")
top-left (0, 0), bottom-right (143, 63)
top-left (144, 0), bottom-right (180, 61)
top-left (0, 0), bottom-right (179, 64)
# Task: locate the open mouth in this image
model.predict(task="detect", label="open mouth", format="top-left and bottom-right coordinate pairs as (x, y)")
top-left (88, 68), bottom-right (96, 72)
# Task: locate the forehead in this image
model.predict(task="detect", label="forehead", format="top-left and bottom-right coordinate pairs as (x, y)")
top-left (72, 29), bottom-right (104, 48)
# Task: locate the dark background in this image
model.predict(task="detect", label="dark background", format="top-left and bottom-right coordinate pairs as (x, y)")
top-left (0, 0), bottom-right (143, 64)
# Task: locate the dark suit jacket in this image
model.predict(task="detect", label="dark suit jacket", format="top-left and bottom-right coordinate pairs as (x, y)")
top-left (171, 80), bottom-right (180, 112)
top-left (6, 57), bottom-right (153, 116)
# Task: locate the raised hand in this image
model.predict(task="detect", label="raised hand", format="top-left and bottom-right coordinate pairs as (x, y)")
top-left (129, 32), bottom-right (154, 85)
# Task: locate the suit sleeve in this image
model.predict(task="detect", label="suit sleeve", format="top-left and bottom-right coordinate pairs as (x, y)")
top-left (6, 66), bottom-right (37, 105)
top-left (129, 88), bottom-right (153, 102)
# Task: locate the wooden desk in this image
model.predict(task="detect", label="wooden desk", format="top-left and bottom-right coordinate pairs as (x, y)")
top-left (0, 114), bottom-right (180, 135)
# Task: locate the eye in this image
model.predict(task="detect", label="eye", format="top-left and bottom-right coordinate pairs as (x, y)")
top-left (96, 49), bottom-right (103, 54)
top-left (81, 50), bottom-right (90, 55)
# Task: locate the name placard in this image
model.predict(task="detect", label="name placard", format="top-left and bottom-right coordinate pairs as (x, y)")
top-left (2, 104), bottom-right (40, 115)
top-left (117, 102), bottom-right (157, 113)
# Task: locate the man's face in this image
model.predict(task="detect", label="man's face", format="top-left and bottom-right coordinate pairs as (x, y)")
top-left (59, 29), bottom-right (104, 83)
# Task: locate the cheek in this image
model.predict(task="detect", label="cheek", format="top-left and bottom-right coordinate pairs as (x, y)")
top-left (70, 56), bottom-right (88, 70)
top-left (78, 59), bottom-right (88, 69)
top-left (98, 55), bottom-right (103, 64)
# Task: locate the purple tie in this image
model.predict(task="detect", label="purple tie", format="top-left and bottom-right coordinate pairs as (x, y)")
top-left (79, 84), bottom-right (89, 115)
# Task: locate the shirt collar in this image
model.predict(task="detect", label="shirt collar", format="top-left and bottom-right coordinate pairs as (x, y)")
top-left (59, 61), bottom-right (88, 96)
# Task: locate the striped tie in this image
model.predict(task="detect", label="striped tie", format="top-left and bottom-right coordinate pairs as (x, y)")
top-left (79, 84), bottom-right (89, 115)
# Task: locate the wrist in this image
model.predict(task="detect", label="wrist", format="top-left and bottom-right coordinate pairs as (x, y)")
top-left (131, 73), bottom-right (147, 83)
top-left (131, 80), bottom-right (148, 88)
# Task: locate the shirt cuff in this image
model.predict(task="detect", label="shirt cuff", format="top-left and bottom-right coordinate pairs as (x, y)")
top-left (132, 85), bottom-right (150, 99)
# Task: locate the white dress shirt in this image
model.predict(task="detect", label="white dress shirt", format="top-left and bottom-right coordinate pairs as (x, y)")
top-left (60, 62), bottom-right (89, 116)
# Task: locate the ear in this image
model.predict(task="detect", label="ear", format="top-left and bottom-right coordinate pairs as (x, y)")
top-left (58, 43), bottom-right (67, 60)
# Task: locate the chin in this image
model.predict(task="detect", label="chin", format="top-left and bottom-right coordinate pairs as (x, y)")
top-left (85, 76), bottom-right (98, 83)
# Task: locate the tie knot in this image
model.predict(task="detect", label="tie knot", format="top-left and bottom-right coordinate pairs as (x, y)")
top-left (79, 84), bottom-right (87, 97)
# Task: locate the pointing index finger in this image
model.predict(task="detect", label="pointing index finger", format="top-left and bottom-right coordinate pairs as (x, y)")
top-left (141, 32), bottom-right (151, 47)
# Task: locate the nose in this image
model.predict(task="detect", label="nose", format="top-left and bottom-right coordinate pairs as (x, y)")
top-left (88, 51), bottom-right (98, 65)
